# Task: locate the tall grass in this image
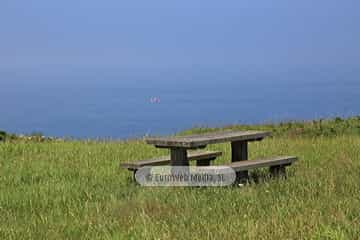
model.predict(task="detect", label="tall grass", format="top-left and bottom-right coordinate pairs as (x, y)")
top-left (0, 118), bottom-right (359, 239)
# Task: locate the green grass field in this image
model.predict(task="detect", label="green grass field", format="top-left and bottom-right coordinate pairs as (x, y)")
top-left (1, 117), bottom-right (360, 239)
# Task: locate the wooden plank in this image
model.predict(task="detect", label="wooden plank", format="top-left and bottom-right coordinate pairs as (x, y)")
top-left (120, 150), bottom-right (222, 170)
top-left (231, 141), bottom-right (248, 162)
top-left (228, 156), bottom-right (298, 171)
top-left (231, 140), bottom-right (248, 179)
top-left (170, 148), bottom-right (189, 177)
top-left (145, 130), bottom-right (271, 148)
top-left (196, 159), bottom-right (212, 166)
top-left (170, 148), bottom-right (188, 166)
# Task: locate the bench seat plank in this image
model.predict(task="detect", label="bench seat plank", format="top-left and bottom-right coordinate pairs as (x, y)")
top-left (120, 150), bottom-right (222, 170)
top-left (228, 156), bottom-right (298, 171)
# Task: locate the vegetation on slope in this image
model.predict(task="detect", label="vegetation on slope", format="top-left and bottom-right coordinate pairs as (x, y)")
top-left (0, 117), bottom-right (359, 239)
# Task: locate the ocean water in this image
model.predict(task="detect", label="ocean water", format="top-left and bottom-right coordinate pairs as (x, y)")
top-left (1, 68), bottom-right (359, 139)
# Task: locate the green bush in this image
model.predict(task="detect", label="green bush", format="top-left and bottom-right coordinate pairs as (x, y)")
top-left (0, 130), bottom-right (6, 141)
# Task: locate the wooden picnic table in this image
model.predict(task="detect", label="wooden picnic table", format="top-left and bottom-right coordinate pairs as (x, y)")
top-left (120, 130), bottom-right (297, 182)
top-left (145, 130), bottom-right (271, 167)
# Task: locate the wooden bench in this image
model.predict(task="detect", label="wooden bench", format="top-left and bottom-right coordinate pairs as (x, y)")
top-left (226, 156), bottom-right (298, 180)
top-left (120, 150), bottom-right (222, 178)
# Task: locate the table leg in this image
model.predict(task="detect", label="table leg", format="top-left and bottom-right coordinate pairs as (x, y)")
top-left (170, 148), bottom-right (188, 166)
top-left (231, 141), bottom-right (249, 180)
top-left (170, 148), bottom-right (189, 184)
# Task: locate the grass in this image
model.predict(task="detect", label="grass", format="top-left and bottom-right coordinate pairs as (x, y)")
top-left (0, 117), bottom-right (360, 239)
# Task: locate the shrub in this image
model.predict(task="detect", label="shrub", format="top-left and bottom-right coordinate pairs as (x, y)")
top-left (0, 130), bottom-right (6, 141)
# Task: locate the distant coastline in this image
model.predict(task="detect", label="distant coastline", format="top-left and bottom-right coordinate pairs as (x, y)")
top-left (1, 116), bottom-right (359, 142)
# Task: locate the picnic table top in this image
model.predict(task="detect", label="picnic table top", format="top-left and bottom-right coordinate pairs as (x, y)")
top-left (145, 130), bottom-right (271, 148)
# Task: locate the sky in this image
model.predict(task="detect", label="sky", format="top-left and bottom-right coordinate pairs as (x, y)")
top-left (1, 0), bottom-right (360, 72)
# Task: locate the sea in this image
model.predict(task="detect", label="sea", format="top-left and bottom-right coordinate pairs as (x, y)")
top-left (1, 67), bottom-right (359, 139)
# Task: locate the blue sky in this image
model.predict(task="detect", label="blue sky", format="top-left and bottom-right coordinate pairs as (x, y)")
top-left (1, 0), bottom-right (359, 71)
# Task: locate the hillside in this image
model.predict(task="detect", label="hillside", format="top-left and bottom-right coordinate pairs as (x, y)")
top-left (0, 117), bottom-right (359, 239)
